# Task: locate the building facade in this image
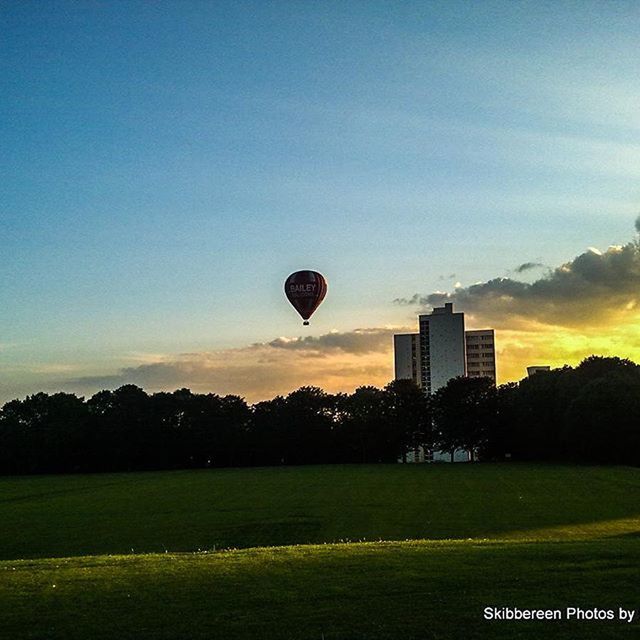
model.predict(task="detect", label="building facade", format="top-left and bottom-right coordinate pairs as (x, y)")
top-left (393, 333), bottom-right (421, 386)
top-left (394, 304), bottom-right (497, 391)
top-left (418, 302), bottom-right (467, 393)
top-left (527, 365), bottom-right (550, 377)
top-left (465, 329), bottom-right (497, 383)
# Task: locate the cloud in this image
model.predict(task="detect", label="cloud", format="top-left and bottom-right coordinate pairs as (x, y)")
top-left (393, 293), bottom-right (424, 306)
top-left (395, 220), bottom-right (640, 329)
top-left (62, 328), bottom-right (405, 403)
top-left (267, 327), bottom-right (399, 355)
top-left (514, 262), bottom-right (545, 273)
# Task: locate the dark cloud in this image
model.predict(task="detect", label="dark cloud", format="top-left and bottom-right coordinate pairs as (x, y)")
top-left (267, 327), bottom-right (397, 354)
top-left (395, 222), bottom-right (640, 328)
top-left (393, 293), bottom-right (423, 306)
top-left (514, 262), bottom-right (545, 273)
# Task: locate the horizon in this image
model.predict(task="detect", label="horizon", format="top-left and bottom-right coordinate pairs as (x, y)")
top-left (2, 352), bottom-right (636, 407)
top-left (3, 1), bottom-right (640, 405)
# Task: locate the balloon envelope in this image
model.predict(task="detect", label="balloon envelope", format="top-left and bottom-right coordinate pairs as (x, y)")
top-left (284, 271), bottom-right (328, 325)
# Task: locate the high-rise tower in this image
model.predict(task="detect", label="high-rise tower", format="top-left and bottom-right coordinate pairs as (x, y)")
top-left (393, 304), bottom-right (497, 463)
top-left (418, 302), bottom-right (466, 393)
top-left (393, 304), bottom-right (497, 392)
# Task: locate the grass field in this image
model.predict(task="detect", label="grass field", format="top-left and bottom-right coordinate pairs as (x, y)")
top-left (0, 464), bottom-right (638, 639)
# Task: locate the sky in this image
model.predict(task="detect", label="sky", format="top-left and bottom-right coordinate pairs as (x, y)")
top-left (2, 1), bottom-right (640, 404)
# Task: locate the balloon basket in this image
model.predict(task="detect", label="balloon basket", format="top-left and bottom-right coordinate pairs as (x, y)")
top-left (303, 321), bottom-right (309, 326)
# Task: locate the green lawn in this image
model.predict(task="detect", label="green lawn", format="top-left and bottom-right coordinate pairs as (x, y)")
top-left (1, 463), bottom-right (639, 559)
top-left (0, 464), bottom-right (638, 639)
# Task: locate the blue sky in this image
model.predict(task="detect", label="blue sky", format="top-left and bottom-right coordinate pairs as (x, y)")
top-left (2, 1), bottom-right (640, 402)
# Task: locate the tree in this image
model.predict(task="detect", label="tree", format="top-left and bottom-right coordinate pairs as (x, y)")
top-left (338, 386), bottom-right (388, 463)
top-left (511, 367), bottom-right (570, 461)
top-left (280, 387), bottom-right (338, 465)
top-left (249, 395), bottom-right (288, 466)
top-left (383, 379), bottom-right (432, 462)
top-left (479, 382), bottom-right (518, 461)
top-left (564, 370), bottom-right (640, 465)
top-left (0, 392), bottom-right (88, 473)
top-left (87, 385), bottom-right (151, 471)
top-left (431, 376), bottom-right (496, 461)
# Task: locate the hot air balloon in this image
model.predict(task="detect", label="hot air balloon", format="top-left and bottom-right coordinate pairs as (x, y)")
top-left (284, 270), bottom-right (327, 325)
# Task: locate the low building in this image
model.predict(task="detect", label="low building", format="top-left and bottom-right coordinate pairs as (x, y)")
top-left (527, 365), bottom-right (550, 377)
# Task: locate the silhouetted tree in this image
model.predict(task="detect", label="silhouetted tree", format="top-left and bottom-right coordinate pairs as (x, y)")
top-left (564, 369), bottom-right (640, 464)
top-left (479, 382), bottom-right (518, 461)
top-left (510, 367), bottom-right (571, 461)
top-left (249, 395), bottom-right (288, 466)
top-left (279, 387), bottom-right (338, 465)
top-left (0, 392), bottom-right (88, 473)
top-left (384, 379), bottom-right (432, 462)
top-left (204, 394), bottom-right (251, 467)
top-left (338, 386), bottom-right (388, 463)
top-left (87, 385), bottom-right (151, 471)
top-left (1, 355), bottom-right (639, 474)
top-left (432, 376), bottom-right (496, 461)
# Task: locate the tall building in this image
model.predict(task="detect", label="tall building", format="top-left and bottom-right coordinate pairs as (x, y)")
top-left (394, 304), bottom-right (496, 391)
top-left (465, 329), bottom-right (497, 383)
top-left (393, 304), bottom-right (497, 463)
top-left (418, 302), bottom-right (466, 393)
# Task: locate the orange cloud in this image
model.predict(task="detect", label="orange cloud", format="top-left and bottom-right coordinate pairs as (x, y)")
top-left (66, 328), bottom-right (402, 403)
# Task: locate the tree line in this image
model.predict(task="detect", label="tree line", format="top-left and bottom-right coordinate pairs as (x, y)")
top-left (0, 356), bottom-right (637, 474)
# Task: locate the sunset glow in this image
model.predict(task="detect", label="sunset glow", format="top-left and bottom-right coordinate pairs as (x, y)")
top-left (2, 2), bottom-right (640, 404)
